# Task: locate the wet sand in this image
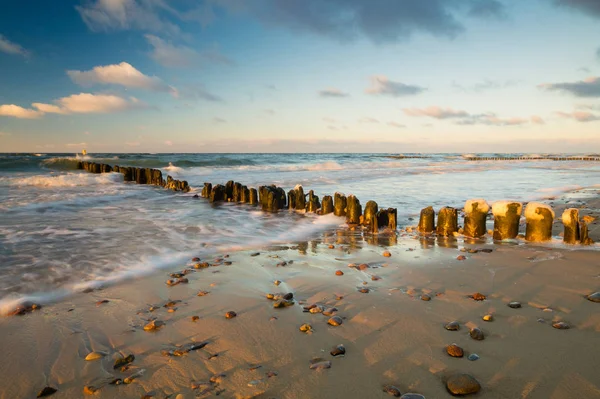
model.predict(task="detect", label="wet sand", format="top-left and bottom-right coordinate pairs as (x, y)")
top-left (1, 191), bottom-right (599, 399)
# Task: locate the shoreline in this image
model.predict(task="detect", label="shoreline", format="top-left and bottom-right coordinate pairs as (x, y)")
top-left (0, 188), bottom-right (599, 398)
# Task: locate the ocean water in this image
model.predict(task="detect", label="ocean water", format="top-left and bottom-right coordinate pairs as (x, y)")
top-left (1, 152), bottom-right (599, 311)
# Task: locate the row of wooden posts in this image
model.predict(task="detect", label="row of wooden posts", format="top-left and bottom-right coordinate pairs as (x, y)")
top-left (464, 156), bottom-right (600, 161)
top-left (77, 162), bottom-right (594, 245)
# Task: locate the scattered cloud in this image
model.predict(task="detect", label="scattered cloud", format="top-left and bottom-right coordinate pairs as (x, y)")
top-left (164, 140), bottom-right (173, 146)
top-left (265, 84), bottom-right (277, 90)
top-left (125, 141), bottom-right (141, 147)
top-left (0, 34), bottom-right (30, 58)
top-left (67, 62), bottom-right (177, 96)
top-left (453, 79), bottom-right (519, 92)
top-left (358, 117), bottom-right (379, 123)
top-left (539, 76), bottom-right (600, 97)
top-left (0, 104), bottom-right (43, 119)
top-left (576, 104), bottom-right (600, 111)
top-left (579, 67), bottom-right (591, 73)
top-left (322, 117), bottom-right (336, 123)
top-left (366, 76), bottom-right (426, 97)
top-left (66, 142), bottom-right (88, 147)
top-left (213, 117), bottom-right (226, 123)
top-left (387, 121), bottom-right (406, 128)
top-left (327, 125), bottom-right (338, 130)
top-left (555, 110), bottom-right (600, 122)
top-left (145, 35), bottom-right (233, 68)
top-left (318, 88), bottom-right (349, 98)
top-left (264, 109), bottom-right (275, 115)
top-left (403, 106), bottom-right (468, 119)
top-left (468, 0), bottom-right (507, 19)
top-left (457, 113), bottom-right (529, 126)
top-left (175, 84), bottom-right (222, 102)
top-left (531, 115), bottom-right (545, 124)
top-left (555, 0), bottom-right (600, 18)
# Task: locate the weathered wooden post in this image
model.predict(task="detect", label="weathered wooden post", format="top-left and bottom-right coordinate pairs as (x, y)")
top-left (249, 188), bottom-right (258, 205)
top-left (287, 189), bottom-right (296, 210)
top-left (345, 195), bottom-right (361, 225)
top-left (386, 208), bottom-right (397, 231)
top-left (210, 184), bottom-right (226, 203)
top-left (580, 215), bottom-right (594, 245)
top-left (334, 192), bottom-right (347, 217)
top-left (363, 200), bottom-right (378, 227)
top-left (436, 207), bottom-right (458, 236)
top-left (241, 186), bottom-right (249, 203)
top-left (418, 206), bottom-right (435, 233)
top-left (294, 185), bottom-right (305, 211)
top-left (225, 181), bottom-right (234, 201)
top-left (306, 190), bottom-right (320, 213)
top-left (321, 195), bottom-right (333, 215)
top-left (233, 182), bottom-right (243, 202)
top-left (202, 183), bottom-right (212, 198)
top-left (491, 201), bottom-right (522, 240)
top-left (562, 208), bottom-right (580, 244)
top-left (524, 202), bottom-right (554, 242)
top-left (463, 199), bottom-right (489, 238)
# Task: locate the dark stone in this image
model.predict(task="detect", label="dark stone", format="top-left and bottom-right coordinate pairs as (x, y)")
top-left (334, 192), bottom-right (347, 216)
top-left (467, 354), bottom-right (480, 361)
top-left (37, 387), bottom-right (58, 397)
top-left (446, 374), bottom-right (481, 396)
top-left (225, 311), bottom-right (237, 319)
top-left (586, 292), bottom-right (600, 302)
top-left (446, 344), bottom-right (464, 357)
top-left (552, 321), bottom-right (570, 329)
top-left (330, 344), bottom-right (346, 357)
top-left (382, 385), bottom-right (402, 397)
top-left (508, 301), bottom-right (522, 309)
top-left (444, 321), bottom-right (460, 331)
top-left (328, 316), bottom-right (343, 326)
top-left (420, 294), bottom-right (431, 301)
top-left (113, 354), bottom-right (135, 370)
top-left (321, 195), bottom-right (334, 215)
top-left (469, 327), bottom-right (484, 340)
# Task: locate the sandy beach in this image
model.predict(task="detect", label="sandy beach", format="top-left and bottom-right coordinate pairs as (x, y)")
top-left (1, 189), bottom-right (599, 399)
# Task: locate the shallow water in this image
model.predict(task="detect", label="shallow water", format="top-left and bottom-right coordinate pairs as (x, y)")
top-left (1, 152), bottom-right (599, 308)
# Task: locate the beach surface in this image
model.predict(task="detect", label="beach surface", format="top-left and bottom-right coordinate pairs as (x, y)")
top-left (1, 190), bottom-right (599, 399)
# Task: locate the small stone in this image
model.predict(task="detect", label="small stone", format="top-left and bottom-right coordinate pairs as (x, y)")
top-left (168, 308), bottom-right (177, 313)
top-left (446, 373), bottom-right (481, 396)
top-left (371, 275), bottom-right (382, 281)
top-left (335, 294), bottom-right (344, 300)
top-left (143, 320), bottom-right (165, 331)
top-left (266, 293), bottom-right (275, 300)
top-left (163, 300), bottom-right (180, 308)
top-left (273, 299), bottom-right (294, 308)
top-left (109, 379), bottom-right (123, 385)
top-left (382, 385), bottom-right (402, 397)
top-left (330, 344), bottom-right (345, 357)
top-left (483, 314), bottom-right (493, 321)
top-left (250, 252), bottom-right (260, 257)
top-left (328, 316), bottom-right (343, 326)
top-left (400, 395), bottom-right (426, 399)
top-left (467, 248), bottom-right (478, 254)
top-left (328, 244), bottom-right (335, 249)
top-left (508, 301), bottom-right (522, 309)
top-left (444, 321), bottom-right (460, 331)
top-left (225, 311), bottom-right (237, 319)
top-left (194, 262), bottom-right (209, 269)
top-left (468, 293), bottom-right (486, 301)
top-left (123, 369), bottom-right (144, 384)
top-left (299, 323), bottom-right (312, 333)
top-left (309, 305), bottom-right (324, 314)
top-left (37, 387), bottom-right (58, 397)
top-left (282, 292), bottom-right (294, 300)
top-left (83, 386), bottom-right (97, 395)
top-left (480, 248), bottom-right (493, 253)
top-left (457, 255), bottom-right (466, 261)
top-left (113, 354), bottom-right (135, 369)
top-left (446, 344), bottom-right (464, 358)
top-left (191, 315), bottom-right (200, 322)
top-left (96, 299), bottom-right (109, 306)
top-left (469, 327), bottom-right (485, 340)
top-left (358, 287), bottom-right (370, 293)
top-left (192, 257), bottom-right (200, 262)
top-left (323, 307), bottom-right (337, 316)
top-left (358, 263), bottom-right (369, 270)
top-left (309, 358), bottom-right (331, 370)
top-left (420, 294), bottom-right (432, 301)
top-left (335, 270), bottom-right (344, 276)
top-left (274, 280), bottom-right (282, 286)
top-left (468, 353), bottom-right (480, 361)
top-left (586, 292), bottom-right (600, 303)
top-left (383, 251), bottom-right (391, 257)
top-left (266, 371), bottom-right (278, 378)
top-left (85, 351), bottom-right (106, 361)
top-left (552, 321), bottom-right (570, 329)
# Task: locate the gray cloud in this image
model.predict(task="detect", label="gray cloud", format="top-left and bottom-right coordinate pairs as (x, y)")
top-left (213, 117), bottom-right (227, 123)
top-left (0, 34), bottom-right (30, 58)
top-left (539, 77), bottom-right (600, 97)
top-left (468, 0), bottom-right (507, 19)
top-left (358, 117), bottom-right (379, 124)
top-left (403, 106), bottom-right (468, 119)
top-left (387, 122), bottom-right (406, 128)
top-left (177, 84), bottom-right (222, 102)
top-left (366, 76), bottom-right (426, 97)
top-left (145, 35), bottom-right (233, 68)
top-left (555, 0), bottom-right (600, 17)
top-left (555, 110), bottom-right (600, 122)
top-left (456, 113), bottom-right (529, 126)
top-left (453, 79), bottom-right (520, 92)
top-left (404, 105), bottom-right (534, 126)
top-left (318, 88), bottom-right (349, 98)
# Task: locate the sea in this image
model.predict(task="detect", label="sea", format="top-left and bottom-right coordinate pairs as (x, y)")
top-left (1, 152), bottom-right (599, 311)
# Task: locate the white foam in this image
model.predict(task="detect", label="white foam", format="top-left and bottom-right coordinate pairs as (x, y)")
top-left (163, 162), bottom-right (183, 173)
top-left (524, 202), bottom-right (555, 221)
top-left (9, 172), bottom-right (123, 188)
top-left (464, 199), bottom-right (490, 214)
top-left (492, 200), bottom-right (523, 217)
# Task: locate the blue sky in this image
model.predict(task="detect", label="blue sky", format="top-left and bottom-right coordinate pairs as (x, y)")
top-left (1, 0), bottom-right (599, 153)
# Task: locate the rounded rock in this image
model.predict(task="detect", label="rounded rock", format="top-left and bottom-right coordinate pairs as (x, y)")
top-left (330, 344), bottom-right (346, 357)
top-left (420, 294), bottom-right (432, 301)
top-left (143, 320), bottom-right (165, 331)
top-left (483, 314), bottom-right (493, 322)
top-left (328, 316), bottom-right (343, 326)
top-left (383, 251), bottom-right (392, 257)
top-left (335, 270), bottom-right (344, 276)
top-left (457, 255), bottom-right (466, 261)
top-left (400, 395), bottom-right (426, 399)
top-left (444, 321), bottom-right (460, 331)
top-left (85, 351), bottom-right (107, 361)
top-left (383, 385), bottom-right (402, 397)
top-left (508, 301), bottom-right (522, 309)
top-left (552, 321), bottom-right (570, 329)
top-left (586, 292), bottom-right (600, 303)
top-left (225, 311), bottom-right (237, 319)
top-left (446, 373), bottom-right (481, 396)
top-left (446, 344), bottom-right (464, 358)
top-left (299, 323), bottom-right (312, 333)
top-left (469, 292), bottom-right (486, 301)
top-left (468, 353), bottom-right (480, 361)
top-left (469, 327), bottom-right (485, 340)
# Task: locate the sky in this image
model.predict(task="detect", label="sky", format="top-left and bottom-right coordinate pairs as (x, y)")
top-left (0, 0), bottom-right (599, 153)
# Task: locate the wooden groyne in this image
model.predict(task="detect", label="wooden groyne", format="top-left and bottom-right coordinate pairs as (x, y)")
top-left (464, 156), bottom-right (600, 161)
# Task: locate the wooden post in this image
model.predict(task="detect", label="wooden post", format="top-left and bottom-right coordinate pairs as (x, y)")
top-left (580, 216), bottom-right (595, 245)
top-left (363, 200), bottom-right (378, 227)
top-left (202, 183), bottom-right (212, 198)
top-left (334, 192), bottom-right (347, 217)
top-left (210, 184), bottom-right (226, 203)
top-left (524, 202), bottom-right (554, 242)
top-left (249, 188), bottom-right (258, 205)
top-left (306, 190), bottom-right (320, 213)
top-left (463, 199), bottom-right (489, 238)
top-left (562, 208), bottom-right (580, 244)
top-left (491, 201), bottom-right (522, 240)
top-left (321, 195), bottom-right (333, 215)
top-left (436, 207), bottom-right (458, 236)
top-left (345, 195), bottom-right (361, 225)
top-left (418, 206), bottom-right (435, 233)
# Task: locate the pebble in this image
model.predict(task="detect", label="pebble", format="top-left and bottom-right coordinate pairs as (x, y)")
top-left (446, 344), bottom-right (464, 357)
top-left (123, 369), bottom-right (144, 384)
top-left (483, 314), bottom-right (493, 322)
top-left (420, 294), bottom-right (432, 301)
top-left (143, 320), bottom-right (165, 331)
top-left (37, 387), bottom-right (57, 397)
top-left (358, 263), bottom-right (369, 270)
top-left (330, 344), bottom-right (346, 357)
top-left (309, 305), bottom-right (324, 314)
top-left (328, 244), bottom-right (335, 249)
top-left (192, 257), bottom-right (200, 262)
top-left (457, 255), bottom-right (466, 261)
top-left (383, 251), bottom-right (391, 257)
top-left (358, 287), bottom-right (370, 293)
top-left (266, 371), bottom-right (278, 378)
top-left (468, 353), bottom-right (480, 361)
top-left (83, 386), bottom-right (97, 395)
top-left (371, 275), bottom-right (382, 281)
top-left (586, 292), bottom-right (600, 303)
top-left (274, 280), bottom-right (282, 286)
top-left (508, 301), bottom-right (522, 308)
top-left (85, 351), bottom-right (106, 361)
top-left (309, 358), bottom-right (331, 370)
top-left (113, 354), bottom-right (135, 369)
top-left (552, 321), bottom-right (570, 329)
top-left (335, 270), bottom-right (344, 276)
top-left (468, 293), bottom-right (486, 301)
top-left (299, 323), bottom-right (312, 333)
top-left (273, 299), bottom-right (294, 308)
top-left (191, 315), bottom-right (200, 322)
top-left (96, 299), bottom-right (109, 306)
top-left (400, 395), bottom-right (425, 399)
top-left (225, 311), bottom-right (237, 319)
top-left (194, 262), bottom-right (209, 269)
top-left (444, 321), bottom-right (460, 331)
top-left (250, 252), bottom-right (260, 257)
top-left (446, 374), bottom-right (481, 395)
top-left (328, 316), bottom-right (343, 326)
top-left (323, 307), bottom-right (338, 316)
top-left (382, 385), bottom-right (402, 397)
top-left (469, 327), bottom-right (485, 340)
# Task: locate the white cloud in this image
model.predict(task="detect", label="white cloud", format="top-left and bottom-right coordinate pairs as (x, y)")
top-left (404, 105), bottom-right (536, 126)
top-left (0, 34), bottom-right (30, 57)
top-left (66, 142), bottom-right (88, 147)
top-left (164, 140), bottom-right (173, 146)
top-left (318, 88), bottom-right (349, 98)
top-left (554, 110), bottom-right (600, 122)
top-left (531, 115), bottom-right (545, 125)
top-left (145, 35), bottom-right (232, 68)
top-left (125, 141), bottom-right (141, 147)
top-left (403, 106), bottom-right (468, 119)
top-left (67, 62), bottom-right (176, 96)
top-left (387, 121), bottom-right (406, 128)
top-left (0, 104), bottom-right (43, 119)
top-left (31, 103), bottom-right (69, 115)
top-left (366, 75), bottom-right (426, 97)
top-left (358, 117), bottom-right (379, 123)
